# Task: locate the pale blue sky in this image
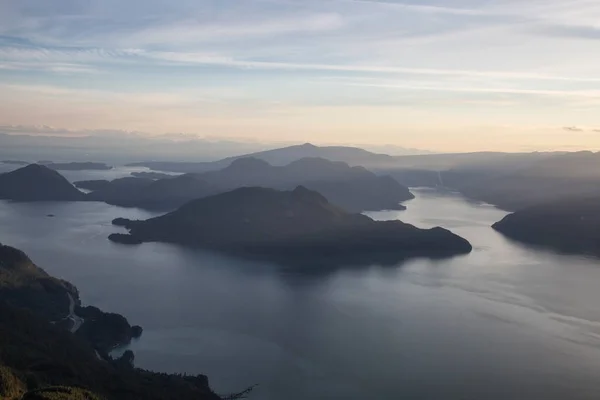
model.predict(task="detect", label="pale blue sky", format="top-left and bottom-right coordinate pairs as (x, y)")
top-left (1, 0), bottom-right (599, 151)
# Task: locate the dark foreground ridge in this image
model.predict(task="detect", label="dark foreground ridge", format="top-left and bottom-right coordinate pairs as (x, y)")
top-left (110, 186), bottom-right (472, 267)
top-left (492, 196), bottom-right (600, 257)
top-left (0, 242), bottom-right (228, 400)
top-left (0, 243), bottom-right (139, 354)
top-left (0, 164), bottom-right (85, 202)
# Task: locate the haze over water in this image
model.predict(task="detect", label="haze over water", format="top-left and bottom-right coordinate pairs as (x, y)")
top-left (1, 175), bottom-right (600, 399)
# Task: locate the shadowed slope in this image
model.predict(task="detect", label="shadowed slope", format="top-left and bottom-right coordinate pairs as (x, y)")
top-left (493, 196), bottom-right (600, 256)
top-left (0, 164), bottom-right (84, 202)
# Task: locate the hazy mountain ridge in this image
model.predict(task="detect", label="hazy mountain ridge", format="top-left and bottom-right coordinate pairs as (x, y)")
top-left (0, 132), bottom-right (274, 164)
top-left (3, 146), bottom-right (592, 214)
top-left (128, 143), bottom-right (399, 173)
top-left (381, 152), bottom-right (564, 188)
top-left (0, 159), bottom-right (412, 213)
top-left (91, 157), bottom-right (414, 212)
top-left (125, 144), bottom-right (571, 210)
top-left (129, 146), bottom-right (562, 175)
top-left (458, 152), bottom-right (600, 210)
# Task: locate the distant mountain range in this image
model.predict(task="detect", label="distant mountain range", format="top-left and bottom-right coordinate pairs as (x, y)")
top-left (0, 159), bottom-right (412, 213)
top-left (6, 146), bottom-right (600, 216)
top-left (110, 186), bottom-right (472, 266)
top-left (128, 143), bottom-right (398, 173)
top-left (128, 144), bottom-right (562, 176)
top-left (119, 144), bottom-right (598, 213)
top-left (457, 152), bottom-right (600, 211)
top-left (0, 131), bottom-right (273, 164)
top-left (2, 160), bottom-right (113, 171)
top-left (87, 157), bottom-right (414, 212)
top-left (0, 131), bottom-right (430, 165)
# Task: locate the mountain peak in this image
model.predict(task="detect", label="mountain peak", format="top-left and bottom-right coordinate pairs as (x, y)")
top-left (292, 185), bottom-right (329, 204)
top-left (21, 163), bottom-right (55, 174)
top-left (0, 164), bottom-right (84, 201)
top-left (24, 163), bottom-right (46, 169)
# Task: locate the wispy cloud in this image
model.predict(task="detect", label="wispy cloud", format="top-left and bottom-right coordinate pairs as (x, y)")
top-left (334, 81), bottom-right (600, 99)
top-left (121, 13), bottom-right (345, 46)
top-left (534, 24), bottom-right (600, 41)
top-left (323, 0), bottom-right (487, 16)
top-left (0, 61), bottom-right (99, 73)
top-left (138, 50), bottom-right (600, 83)
top-left (563, 126), bottom-right (584, 132)
top-left (0, 83), bottom-right (251, 107)
top-left (0, 46), bottom-right (141, 63)
top-left (7, 43), bottom-right (600, 83)
top-left (0, 124), bottom-right (144, 138)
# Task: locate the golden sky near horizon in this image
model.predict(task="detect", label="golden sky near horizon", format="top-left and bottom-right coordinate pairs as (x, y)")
top-left (1, 0), bottom-right (599, 152)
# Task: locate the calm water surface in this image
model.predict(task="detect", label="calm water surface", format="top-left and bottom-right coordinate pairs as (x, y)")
top-left (0, 162), bottom-right (178, 181)
top-left (1, 184), bottom-right (600, 399)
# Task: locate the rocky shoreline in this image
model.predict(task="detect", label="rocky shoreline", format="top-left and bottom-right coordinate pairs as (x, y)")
top-left (0, 242), bottom-right (142, 354)
top-left (0, 242), bottom-right (226, 399)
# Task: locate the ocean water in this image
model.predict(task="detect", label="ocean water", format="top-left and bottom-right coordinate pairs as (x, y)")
top-left (1, 182), bottom-right (600, 399)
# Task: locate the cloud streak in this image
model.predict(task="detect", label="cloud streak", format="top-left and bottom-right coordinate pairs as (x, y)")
top-left (121, 13), bottom-right (345, 46)
top-left (0, 61), bottom-right (99, 73)
top-left (323, 0), bottom-right (487, 16)
top-left (563, 126), bottom-right (584, 132)
top-left (535, 23), bottom-right (600, 41)
top-left (5, 44), bottom-right (600, 84)
top-left (138, 50), bottom-right (600, 83)
top-left (335, 81), bottom-right (600, 99)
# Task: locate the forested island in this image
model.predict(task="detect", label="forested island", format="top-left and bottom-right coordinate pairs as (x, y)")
top-left (0, 164), bottom-right (85, 201)
top-left (110, 186), bottom-right (472, 266)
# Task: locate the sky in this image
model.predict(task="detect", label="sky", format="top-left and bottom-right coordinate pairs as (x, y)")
top-left (1, 0), bottom-right (600, 152)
